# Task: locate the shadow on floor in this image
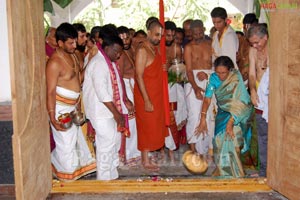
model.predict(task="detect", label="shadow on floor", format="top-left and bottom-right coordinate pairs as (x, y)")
top-left (47, 191), bottom-right (288, 200)
top-left (0, 121), bottom-right (14, 184)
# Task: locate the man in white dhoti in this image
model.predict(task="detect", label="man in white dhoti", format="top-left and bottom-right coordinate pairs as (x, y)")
top-left (46, 23), bottom-right (96, 181)
top-left (83, 35), bottom-right (133, 180)
top-left (183, 20), bottom-right (215, 157)
top-left (117, 26), bottom-right (141, 166)
top-left (211, 7), bottom-right (239, 68)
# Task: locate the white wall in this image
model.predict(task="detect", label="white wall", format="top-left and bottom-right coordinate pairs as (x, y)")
top-left (0, 0), bottom-right (11, 102)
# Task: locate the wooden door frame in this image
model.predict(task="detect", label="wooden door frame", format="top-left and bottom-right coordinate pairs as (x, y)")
top-left (7, 1), bottom-right (300, 199)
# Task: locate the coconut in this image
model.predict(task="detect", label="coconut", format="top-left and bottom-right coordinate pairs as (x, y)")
top-left (182, 150), bottom-right (208, 174)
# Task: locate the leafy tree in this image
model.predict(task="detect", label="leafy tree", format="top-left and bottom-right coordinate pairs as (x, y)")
top-left (72, 0), bottom-right (210, 31)
top-left (117, 0), bottom-right (210, 30)
top-left (73, 0), bottom-right (107, 31)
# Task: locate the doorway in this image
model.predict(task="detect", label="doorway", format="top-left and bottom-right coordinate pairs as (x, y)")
top-left (7, 0), bottom-right (300, 200)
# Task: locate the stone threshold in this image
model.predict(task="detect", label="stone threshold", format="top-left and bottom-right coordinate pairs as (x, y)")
top-left (51, 178), bottom-right (271, 194)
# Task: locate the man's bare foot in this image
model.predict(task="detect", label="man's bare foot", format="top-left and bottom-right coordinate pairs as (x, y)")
top-left (142, 162), bottom-right (160, 172)
top-left (169, 159), bottom-right (176, 166)
top-left (149, 155), bottom-right (158, 164)
top-left (159, 148), bottom-right (166, 161)
top-left (168, 150), bottom-right (176, 166)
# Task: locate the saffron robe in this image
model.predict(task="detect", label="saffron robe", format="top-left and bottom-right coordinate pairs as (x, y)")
top-left (134, 50), bottom-right (168, 151)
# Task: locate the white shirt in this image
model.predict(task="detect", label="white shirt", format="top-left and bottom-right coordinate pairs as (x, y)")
top-left (212, 26), bottom-right (239, 68)
top-left (83, 51), bottom-right (127, 120)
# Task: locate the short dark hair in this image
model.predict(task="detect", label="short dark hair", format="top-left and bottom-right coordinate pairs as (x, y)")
top-left (210, 7), bottom-right (227, 19)
top-left (243, 13), bottom-right (258, 24)
top-left (99, 24), bottom-right (118, 41)
top-left (90, 26), bottom-right (101, 39)
top-left (165, 21), bottom-right (176, 31)
top-left (102, 35), bottom-right (124, 49)
top-left (72, 23), bottom-right (86, 33)
top-left (246, 23), bottom-right (268, 39)
top-left (146, 16), bottom-right (163, 30)
top-left (56, 22), bottom-right (78, 42)
top-left (236, 31), bottom-right (244, 36)
top-left (133, 30), bottom-right (147, 37)
top-left (214, 56), bottom-right (234, 71)
top-left (117, 26), bottom-right (130, 35)
top-left (175, 27), bottom-right (184, 36)
top-left (182, 19), bottom-right (193, 28)
top-left (190, 19), bottom-right (204, 29)
top-left (86, 33), bottom-right (95, 44)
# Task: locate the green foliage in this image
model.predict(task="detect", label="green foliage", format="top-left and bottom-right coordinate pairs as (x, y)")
top-left (73, 0), bottom-right (106, 31)
top-left (118, 0), bottom-right (159, 30)
top-left (254, 0), bottom-right (270, 24)
top-left (53, 0), bottom-right (73, 8)
top-left (168, 70), bottom-right (187, 86)
top-left (44, 14), bottom-right (51, 36)
top-left (168, 70), bottom-right (178, 86)
top-left (44, 0), bottom-right (74, 14)
top-left (178, 0), bottom-right (210, 23)
top-left (229, 13), bottom-right (244, 32)
top-left (44, 0), bottom-right (54, 14)
top-left (254, 0), bottom-right (261, 18)
top-left (73, 0), bottom-right (210, 31)
top-left (116, 0), bottom-right (209, 30)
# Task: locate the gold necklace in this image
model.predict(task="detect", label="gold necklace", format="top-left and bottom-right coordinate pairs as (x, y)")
top-left (57, 48), bottom-right (77, 71)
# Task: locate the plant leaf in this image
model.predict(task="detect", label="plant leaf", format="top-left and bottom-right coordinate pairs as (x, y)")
top-left (44, 0), bottom-right (54, 14)
top-left (53, 0), bottom-right (73, 9)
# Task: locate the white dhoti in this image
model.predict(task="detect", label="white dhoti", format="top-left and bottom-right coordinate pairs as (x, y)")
top-left (89, 118), bottom-right (121, 180)
top-left (185, 70), bottom-right (216, 155)
top-left (165, 83), bottom-right (178, 150)
top-left (175, 83), bottom-right (187, 126)
top-left (51, 86), bottom-right (96, 181)
top-left (123, 78), bottom-right (141, 164)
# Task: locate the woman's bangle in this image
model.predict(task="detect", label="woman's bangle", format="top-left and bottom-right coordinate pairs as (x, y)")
top-left (201, 112), bottom-right (207, 115)
top-left (230, 117), bottom-right (234, 122)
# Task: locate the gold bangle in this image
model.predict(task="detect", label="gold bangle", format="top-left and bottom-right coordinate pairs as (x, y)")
top-left (48, 109), bottom-right (55, 113)
top-left (201, 112), bottom-right (207, 115)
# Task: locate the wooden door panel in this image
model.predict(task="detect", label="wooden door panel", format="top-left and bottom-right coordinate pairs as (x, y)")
top-left (7, 0), bottom-right (52, 199)
top-left (268, 4), bottom-right (300, 200)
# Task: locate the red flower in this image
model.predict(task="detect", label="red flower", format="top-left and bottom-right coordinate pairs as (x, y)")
top-left (226, 19), bottom-right (232, 25)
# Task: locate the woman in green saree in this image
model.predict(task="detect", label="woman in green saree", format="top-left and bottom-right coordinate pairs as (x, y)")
top-left (195, 56), bottom-right (253, 178)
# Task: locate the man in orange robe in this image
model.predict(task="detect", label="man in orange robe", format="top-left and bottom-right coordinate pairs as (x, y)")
top-left (134, 17), bottom-right (168, 171)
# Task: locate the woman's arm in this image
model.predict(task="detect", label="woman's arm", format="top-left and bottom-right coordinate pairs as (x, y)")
top-left (194, 97), bottom-right (212, 137)
top-left (226, 116), bottom-right (235, 139)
